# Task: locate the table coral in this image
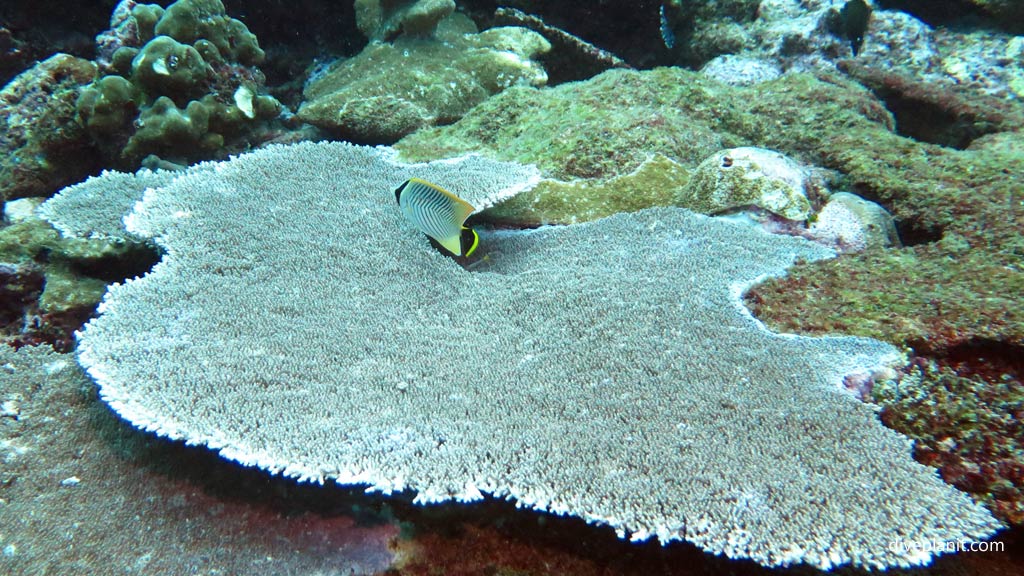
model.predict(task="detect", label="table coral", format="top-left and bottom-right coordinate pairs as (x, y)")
top-left (395, 66), bottom-right (1024, 524)
top-left (395, 67), bottom-right (1023, 353)
top-left (0, 345), bottom-right (400, 574)
top-left (41, 141), bottom-right (1000, 570)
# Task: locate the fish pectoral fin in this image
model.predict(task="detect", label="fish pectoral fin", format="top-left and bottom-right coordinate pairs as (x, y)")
top-left (436, 234), bottom-right (465, 256)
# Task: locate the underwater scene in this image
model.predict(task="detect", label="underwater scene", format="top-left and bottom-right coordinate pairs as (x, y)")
top-left (1, 0), bottom-right (1022, 574)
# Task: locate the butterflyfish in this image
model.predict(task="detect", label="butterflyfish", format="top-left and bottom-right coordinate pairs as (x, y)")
top-left (395, 178), bottom-right (480, 257)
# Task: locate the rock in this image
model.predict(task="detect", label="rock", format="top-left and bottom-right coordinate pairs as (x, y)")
top-left (809, 192), bottom-right (901, 252)
top-left (700, 54), bottom-right (782, 86)
top-left (678, 147), bottom-right (815, 221)
top-left (396, 68), bottom-right (730, 181)
top-left (0, 261), bottom-right (44, 330)
top-left (298, 24), bottom-right (550, 143)
top-left (878, 0), bottom-right (1024, 34)
top-left (484, 154), bottom-right (689, 225)
top-left (354, 0), bottom-right (455, 41)
top-left (0, 54), bottom-right (100, 204)
top-left (0, 197), bottom-right (157, 349)
top-left (492, 7), bottom-right (631, 84)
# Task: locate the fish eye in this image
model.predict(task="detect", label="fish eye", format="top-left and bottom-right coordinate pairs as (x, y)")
top-left (167, 54), bottom-right (179, 71)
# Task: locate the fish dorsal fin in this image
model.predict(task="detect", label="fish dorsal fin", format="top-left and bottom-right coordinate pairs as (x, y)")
top-left (396, 178), bottom-right (477, 256)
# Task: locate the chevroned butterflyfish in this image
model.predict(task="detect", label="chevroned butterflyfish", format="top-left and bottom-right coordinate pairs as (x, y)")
top-left (395, 178), bottom-right (480, 257)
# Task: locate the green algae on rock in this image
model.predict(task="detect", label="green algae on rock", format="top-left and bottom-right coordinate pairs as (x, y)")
top-left (0, 54), bottom-right (100, 204)
top-left (484, 154), bottom-right (689, 226)
top-left (397, 69), bottom-right (824, 224)
top-left (354, 0), bottom-right (456, 41)
top-left (874, 358), bottom-right (1024, 525)
top-left (298, 22), bottom-right (550, 144)
top-left (396, 68), bottom-right (732, 182)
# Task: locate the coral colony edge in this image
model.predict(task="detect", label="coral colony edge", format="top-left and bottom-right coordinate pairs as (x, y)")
top-left (40, 142), bottom-right (1000, 570)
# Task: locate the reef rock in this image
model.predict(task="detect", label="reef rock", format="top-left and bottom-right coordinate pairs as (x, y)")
top-left (354, 0), bottom-right (456, 41)
top-left (484, 153), bottom-right (689, 226)
top-left (395, 67), bottom-right (730, 193)
top-left (0, 197), bottom-right (153, 350)
top-left (0, 54), bottom-right (99, 203)
top-left (298, 22), bottom-right (550, 143)
top-left (809, 192), bottom-right (900, 252)
top-left (678, 147), bottom-right (815, 221)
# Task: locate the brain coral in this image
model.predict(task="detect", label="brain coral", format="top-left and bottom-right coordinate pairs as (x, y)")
top-left (42, 142), bottom-right (999, 570)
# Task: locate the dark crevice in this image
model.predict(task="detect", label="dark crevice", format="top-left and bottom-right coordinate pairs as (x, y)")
top-left (837, 60), bottom-right (1020, 150)
top-left (882, 95), bottom-right (984, 150)
top-left (60, 243), bottom-right (163, 283)
top-left (875, 0), bottom-right (1020, 33)
top-left (0, 0), bottom-right (114, 84)
top-left (3, 244), bottom-right (162, 353)
top-left (937, 339), bottom-right (1024, 382)
top-left (222, 0), bottom-right (364, 92)
top-left (891, 217), bottom-right (942, 247)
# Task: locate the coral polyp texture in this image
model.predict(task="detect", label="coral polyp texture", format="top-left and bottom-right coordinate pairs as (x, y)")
top-left (42, 142), bottom-right (1000, 570)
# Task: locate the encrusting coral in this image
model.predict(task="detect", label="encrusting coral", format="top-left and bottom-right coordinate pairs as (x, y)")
top-left (42, 141), bottom-right (999, 570)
